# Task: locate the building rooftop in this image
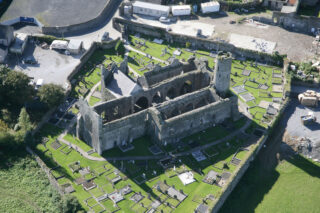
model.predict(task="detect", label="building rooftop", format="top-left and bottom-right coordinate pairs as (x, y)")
top-left (132, 1), bottom-right (170, 12)
top-left (106, 69), bottom-right (142, 97)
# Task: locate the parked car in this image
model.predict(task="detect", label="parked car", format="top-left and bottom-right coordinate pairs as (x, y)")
top-left (101, 32), bottom-right (109, 41)
top-left (159, 16), bottom-right (170, 23)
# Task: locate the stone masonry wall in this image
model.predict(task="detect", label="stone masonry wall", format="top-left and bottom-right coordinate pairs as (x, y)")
top-left (272, 11), bottom-right (320, 34)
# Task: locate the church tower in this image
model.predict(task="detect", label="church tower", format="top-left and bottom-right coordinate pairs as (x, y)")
top-left (213, 52), bottom-right (232, 98)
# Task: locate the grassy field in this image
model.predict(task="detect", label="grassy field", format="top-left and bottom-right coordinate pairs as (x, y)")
top-left (220, 155), bottom-right (320, 213)
top-left (32, 122), bottom-right (255, 212)
top-left (0, 148), bottom-right (68, 213)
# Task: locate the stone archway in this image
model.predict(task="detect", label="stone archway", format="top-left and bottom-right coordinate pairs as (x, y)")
top-left (152, 91), bottom-right (162, 105)
top-left (166, 87), bottom-right (176, 100)
top-left (180, 80), bottom-right (193, 95)
top-left (134, 96), bottom-right (149, 112)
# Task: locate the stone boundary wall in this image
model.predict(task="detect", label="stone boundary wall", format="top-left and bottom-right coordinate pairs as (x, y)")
top-left (113, 17), bottom-right (280, 64)
top-left (211, 134), bottom-right (268, 212)
top-left (272, 11), bottom-right (320, 34)
top-left (26, 146), bottom-right (64, 195)
top-left (41, 0), bottom-right (119, 35)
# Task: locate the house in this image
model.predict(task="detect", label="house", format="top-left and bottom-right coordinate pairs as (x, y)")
top-left (67, 39), bottom-right (83, 54)
top-left (0, 25), bottom-right (14, 47)
top-left (132, 1), bottom-right (170, 18)
top-left (9, 33), bottom-right (28, 54)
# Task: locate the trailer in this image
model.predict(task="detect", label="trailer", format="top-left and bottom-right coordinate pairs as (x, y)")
top-left (171, 5), bottom-right (191, 16)
top-left (201, 1), bottom-right (220, 14)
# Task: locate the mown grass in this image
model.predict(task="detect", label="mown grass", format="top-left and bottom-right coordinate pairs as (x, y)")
top-left (88, 96), bottom-right (101, 106)
top-left (220, 155), bottom-right (320, 213)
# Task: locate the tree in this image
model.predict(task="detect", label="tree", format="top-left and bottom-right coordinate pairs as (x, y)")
top-left (18, 107), bottom-right (33, 133)
top-left (37, 84), bottom-right (65, 108)
top-left (115, 40), bottom-right (125, 56)
top-left (1, 70), bottom-right (34, 106)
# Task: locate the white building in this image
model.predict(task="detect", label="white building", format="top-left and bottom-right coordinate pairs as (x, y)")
top-left (132, 1), bottom-right (170, 18)
top-left (201, 1), bottom-right (220, 14)
top-left (171, 5), bottom-right (191, 16)
top-left (9, 33), bottom-right (28, 54)
top-left (67, 39), bottom-right (83, 54)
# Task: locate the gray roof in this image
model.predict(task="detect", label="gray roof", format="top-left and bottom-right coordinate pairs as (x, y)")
top-left (106, 69), bottom-right (141, 97)
top-left (133, 1), bottom-right (170, 12)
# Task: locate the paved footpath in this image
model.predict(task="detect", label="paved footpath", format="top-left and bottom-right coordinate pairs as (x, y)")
top-left (57, 116), bottom-right (251, 162)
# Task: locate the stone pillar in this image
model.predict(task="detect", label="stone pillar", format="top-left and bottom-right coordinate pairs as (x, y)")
top-left (213, 52), bottom-right (232, 98)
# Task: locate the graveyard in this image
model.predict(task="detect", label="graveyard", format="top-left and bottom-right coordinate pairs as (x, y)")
top-left (32, 33), bottom-right (286, 212)
top-left (33, 116), bottom-right (262, 213)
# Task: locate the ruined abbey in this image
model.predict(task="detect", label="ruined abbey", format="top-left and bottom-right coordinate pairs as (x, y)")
top-left (76, 52), bottom-right (239, 154)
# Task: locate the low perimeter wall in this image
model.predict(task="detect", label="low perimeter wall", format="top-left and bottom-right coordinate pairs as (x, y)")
top-left (211, 134), bottom-right (268, 212)
top-left (26, 146), bottom-right (64, 195)
top-left (113, 17), bottom-right (281, 65)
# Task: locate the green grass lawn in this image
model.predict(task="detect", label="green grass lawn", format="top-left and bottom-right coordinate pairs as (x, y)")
top-left (101, 136), bottom-right (154, 158)
top-left (88, 96), bottom-right (101, 106)
top-left (220, 155), bottom-right (320, 213)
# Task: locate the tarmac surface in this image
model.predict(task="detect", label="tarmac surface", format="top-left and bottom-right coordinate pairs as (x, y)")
top-left (1, 0), bottom-right (108, 27)
top-left (285, 99), bottom-right (320, 142)
top-left (7, 40), bottom-right (81, 86)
